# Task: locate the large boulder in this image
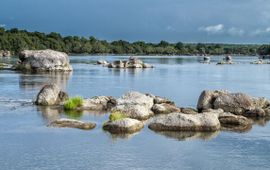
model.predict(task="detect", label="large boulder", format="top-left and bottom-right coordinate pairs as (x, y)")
top-left (48, 118), bottom-right (96, 130)
top-left (111, 91), bottom-right (154, 120)
top-left (197, 90), bottom-right (228, 112)
top-left (103, 118), bottom-right (144, 134)
top-left (152, 103), bottom-right (180, 114)
top-left (35, 84), bottom-right (68, 106)
top-left (17, 49), bottom-right (72, 71)
top-left (81, 96), bottom-right (117, 111)
top-left (213, 93), bottom-right (255, 115)
top-left (149, 112), bottom-right (220, 132)
top-left (197, 90), bottom-right (270, 117)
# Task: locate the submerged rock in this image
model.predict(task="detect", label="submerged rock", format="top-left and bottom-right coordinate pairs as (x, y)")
top-left (103, 118), bottom-right (144, 133)
top-left (112, 91), bottom-right (154, 120)
top-left (149, 112), bottom-right (220, 132)
top-left (16, 49), bottom-right (72, 71)
top-left (35, 84), bottom-right (68, 106)
top-left (48, 118), bottom-right (96, 130)
top-left (152, 103), bottom-right (180, 114)
top-left (81, 96), bottom-right (117, 111)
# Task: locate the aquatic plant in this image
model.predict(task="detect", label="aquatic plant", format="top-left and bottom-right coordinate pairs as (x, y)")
top-left (109, 111), bottom-right (127, 122)
top-left (64, 96), bottom-right (83, 110)
top-left (64, 110), bottom-right (83, 119)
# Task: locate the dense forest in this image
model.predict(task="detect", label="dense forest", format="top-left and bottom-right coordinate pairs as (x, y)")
top-left (0, 27), bottom-right (269, 56)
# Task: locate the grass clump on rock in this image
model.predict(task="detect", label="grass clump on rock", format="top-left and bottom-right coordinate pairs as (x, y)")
top-left (64, 96), bottom-right (83, 110)
top-left (109, 111), bottom-right (127, 122)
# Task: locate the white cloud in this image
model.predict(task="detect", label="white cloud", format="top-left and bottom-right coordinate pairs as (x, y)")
top-left (0, 24), bottom-right (6, 27)
top-left (228, 27), bottom-right (245, 36)
top-left (251, 27), bottom-right (270, 36)
top-left (199, 24), bottom-right (224, 34)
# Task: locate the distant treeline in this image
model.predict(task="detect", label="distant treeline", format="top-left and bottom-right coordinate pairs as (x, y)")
top-left (0, 27), bottom-right (269, 56)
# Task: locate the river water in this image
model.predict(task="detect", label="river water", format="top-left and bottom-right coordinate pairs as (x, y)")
top-left (0, 55), bottom-right (270, 170)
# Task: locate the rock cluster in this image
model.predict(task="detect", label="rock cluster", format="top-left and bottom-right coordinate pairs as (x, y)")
top-left (0, 50), bottom-right (11, 57)
top-left (197, 90), bottom-right (270, 117)
top-left (106, 57), bottom-right (154, 68)
top-left (217, 55), bottom-right (234, 65)
top-left (35, 85), bottom-right (270, 138)
top-left (16, 49), bottom-right (73, 71)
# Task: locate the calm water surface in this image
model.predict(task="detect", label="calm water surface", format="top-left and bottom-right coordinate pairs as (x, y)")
top-left (0, 55), bottom-right (270, 170)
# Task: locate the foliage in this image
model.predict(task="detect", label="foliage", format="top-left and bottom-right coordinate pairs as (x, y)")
top-left (109, 111), bottom-right (127, 122)
top-left (0, 27), bottom-right (265, 55)
top-left (64, 96), bottom-right (83, 110)
top-left (64, 110), bottom-right (83, 119)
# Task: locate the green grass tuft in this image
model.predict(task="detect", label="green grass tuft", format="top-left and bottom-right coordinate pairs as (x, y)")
top-left (109, 111), bottom-right (127, 121)
top-left (64, 96), bottom-right (83, 110)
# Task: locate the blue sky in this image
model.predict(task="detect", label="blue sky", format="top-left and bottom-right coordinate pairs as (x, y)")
top-left (0, 0), bottom-right (270, 43)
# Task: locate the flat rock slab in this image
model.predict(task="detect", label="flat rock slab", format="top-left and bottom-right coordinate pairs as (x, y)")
top-left (103, 118), bottom-right (144, 134)
top-left (149, 112), bottom-right (220, 132)
top-left (48, 118), bottom-right (96, 130)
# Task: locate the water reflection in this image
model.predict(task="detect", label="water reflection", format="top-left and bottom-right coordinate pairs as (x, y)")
top-left (104, 131), bottom-right (140, 140)
top-left (152, 130), bottom-right (220, 141)
top-left (37, 106), bottom-right (61, 122)
top-left (251, 117), bottom-right (270, 127)
top-left (19, 71), bottom-right (72, 90)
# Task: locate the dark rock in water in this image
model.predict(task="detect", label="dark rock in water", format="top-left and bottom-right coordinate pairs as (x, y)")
top-left (16, 49), bottom-right (72, 71)
top-left (152, 103), bottom-right (180, 114)
top-left (243, 108), bottom-right (265, 117)
top-left (35, 84), bottom-right (68, 106)
top-left (103, 118), bottom-right (144, 134)
top-left (148, 112), bottom-right (220, 132)
top-left (48, 118), bottom-right (96, 130)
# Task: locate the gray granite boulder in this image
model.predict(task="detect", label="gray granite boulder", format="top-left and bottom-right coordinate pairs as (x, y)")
top-left (35, 84), bottom-right (68, 106)
top-left (17, 49), bottom-right (72, 71)
top-left (103, 118), bottom-right (144, 133)
top-left (149, 112), bottom-right (220, 132)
